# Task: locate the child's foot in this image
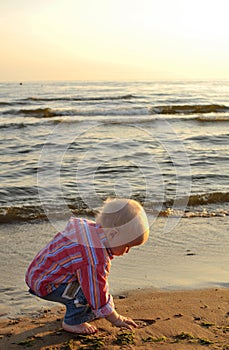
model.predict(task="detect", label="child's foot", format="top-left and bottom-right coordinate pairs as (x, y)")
top-left (62, 321), bottom-right (97, 334)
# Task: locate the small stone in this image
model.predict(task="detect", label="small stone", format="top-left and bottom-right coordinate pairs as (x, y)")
top-left (118, 295), bottom-right (126, 299)
top-left (55, 331), bottom-right (62, 335)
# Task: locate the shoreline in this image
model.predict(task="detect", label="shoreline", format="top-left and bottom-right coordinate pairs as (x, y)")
top-left (0, 216), bottom-right (229, 319)
top-left (1, 287), bottom-right (229, 350)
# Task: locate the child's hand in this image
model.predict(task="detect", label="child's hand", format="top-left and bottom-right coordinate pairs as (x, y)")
top-left (113, 314), bottom-right (138, 330)
top-left (106, 311), bottom-right (138, 330)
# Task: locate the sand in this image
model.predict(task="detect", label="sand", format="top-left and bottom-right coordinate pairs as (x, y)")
top-left (0, 288), bottom-right (229, 350)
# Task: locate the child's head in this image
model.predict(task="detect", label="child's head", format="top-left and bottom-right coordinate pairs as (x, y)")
top-left (96, 198), bottom-right (149, 255)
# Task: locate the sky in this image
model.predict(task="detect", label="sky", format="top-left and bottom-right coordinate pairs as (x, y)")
top-left (1, 0), bottom-right (229, 81)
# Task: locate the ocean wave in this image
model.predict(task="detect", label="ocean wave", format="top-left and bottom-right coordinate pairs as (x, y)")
top-left (195, 115), bottom-right (229, 122)
top-left (0, 192), bottom-right (228, 224)
top-left (0, 122), bottom-right (27, 130)
top-left (22, 94), bottom-right (135, 102)
top-left (1, 113), bottom-right (229, 132)
top-left (3, 107), bottom-right (149, 118)
top-left (0, 101), bottom-right (30, 107)
top-left (2, 107), bottom-right (58, 118)
top-left (3, 103), bottom-right (229, 121)
top-left (166, 192), bottom-right (229, 207)
top-left (0, 205), bottom-right (95, 224)
top-left (188, 192), bottom-right (229, 206)
top-left (0, 101), bottom-right (12, 106)
top-left (150, 104), bottom-right (229, 115)
top-left (19, 107), bottom-right (59, 118)
top-left (0, 206), bottom-right (227, 224)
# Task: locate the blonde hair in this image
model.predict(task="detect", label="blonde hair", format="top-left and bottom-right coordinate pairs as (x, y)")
top-left (96, 198), bottom-right (149, 247)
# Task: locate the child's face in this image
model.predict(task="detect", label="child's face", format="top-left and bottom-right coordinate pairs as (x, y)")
top-left (110, 245), bottom-right (130, 256)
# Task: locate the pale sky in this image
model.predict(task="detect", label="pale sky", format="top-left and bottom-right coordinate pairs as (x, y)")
top-left (1, 0), bottom-right (229, 81)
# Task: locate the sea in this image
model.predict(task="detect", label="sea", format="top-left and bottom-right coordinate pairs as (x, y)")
top-left (0, 80), bottom-right (229, 222)
top-left (0, 80), bottom-right (228, 317)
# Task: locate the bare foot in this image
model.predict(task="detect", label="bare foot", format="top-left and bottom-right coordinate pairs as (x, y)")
top-left (62, 321), bottom-right (97, 334)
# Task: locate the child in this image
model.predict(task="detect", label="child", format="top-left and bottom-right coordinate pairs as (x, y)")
top-left (25, 198), bottom-right (149, 334)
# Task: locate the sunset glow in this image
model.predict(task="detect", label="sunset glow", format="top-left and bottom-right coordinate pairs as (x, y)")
top-left (1, 0), bottom-right (228, 81)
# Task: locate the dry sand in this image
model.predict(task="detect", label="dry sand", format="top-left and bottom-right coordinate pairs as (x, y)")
top-left (0, 288), bottom-right (229, 350)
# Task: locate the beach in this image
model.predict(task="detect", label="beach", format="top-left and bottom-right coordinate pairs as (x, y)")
top-left (0, 215), bottom-right (228, 350)
top-left (0, 80), bottom-right (228, 349)
top-left (0, 215), bottom-right (228, 318)
top-left (1, 288), bottom-right (229, 350)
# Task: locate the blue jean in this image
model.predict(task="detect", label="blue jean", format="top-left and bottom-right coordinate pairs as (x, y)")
top-left (32, 283), bottom-right (96, 325)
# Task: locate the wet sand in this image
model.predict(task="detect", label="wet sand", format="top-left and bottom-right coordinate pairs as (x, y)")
top-left (0, 216), bottom-right (228, 349)
top-left (1, 288), bottom-right (229, 350)
top-left (0, 216), bottom-right (229, 318)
